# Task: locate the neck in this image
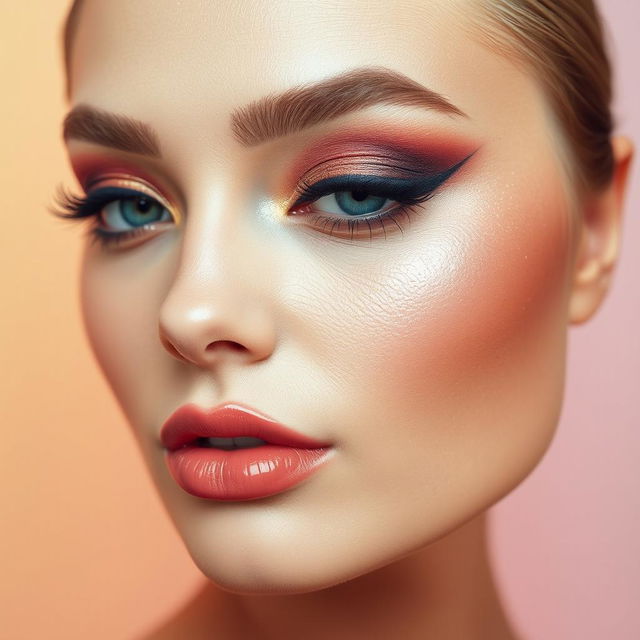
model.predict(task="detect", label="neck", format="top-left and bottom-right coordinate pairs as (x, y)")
top-left (152, 513), bottom-right (519, 640)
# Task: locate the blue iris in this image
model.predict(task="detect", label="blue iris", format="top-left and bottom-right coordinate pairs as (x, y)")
top-left (118, 196), bottom-right (165, 226)
top-left (334, 190), bottom-right (387, 216)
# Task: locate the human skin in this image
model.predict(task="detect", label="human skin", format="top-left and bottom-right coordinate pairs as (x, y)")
top-left (61, 0), bottom-right (632, 638)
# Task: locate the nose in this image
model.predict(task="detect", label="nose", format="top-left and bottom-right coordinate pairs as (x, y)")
top-left (158, 208), bottom-right (277, 369)
top-left (159, 298), bottom-right (276, 368)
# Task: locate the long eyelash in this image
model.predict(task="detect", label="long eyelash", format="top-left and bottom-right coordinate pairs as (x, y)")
top-left (49, 184), bottom-right (152, 219)
top-left (48, 184), bottom-right (102, 246)
top-left (48, 184), bottom-right (164, 248)
top-left (310, 203), bottom-right (423, 242)
top-left (48, 183), bottom-right (93, 219)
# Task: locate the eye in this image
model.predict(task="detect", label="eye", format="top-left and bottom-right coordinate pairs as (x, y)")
top-left (288, 156), bottom-right (472, 241)
top-left (313, 190), bottom-right (392, 217)
top-left (49, 184), bottom-right (178, 248)
top-left (100, 194), bottom-right (173, 231)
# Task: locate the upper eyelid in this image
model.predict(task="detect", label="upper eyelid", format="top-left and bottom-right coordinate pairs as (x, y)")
top-left (291, 175), bottom-right (430, 208)
top-left (294, 151), bottom-right (474, 187)
top-left (87, 175), bottom-right (164, 201)
top-left (85, 177), bottom-right (181, 223)
top-left (293, 160), bottom-right (428, 191)
top-left (291, 157), bottom-right (471, 207)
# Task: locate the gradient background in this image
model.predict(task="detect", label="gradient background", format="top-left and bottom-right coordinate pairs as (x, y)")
top-left (0, 2), bottom-right (638, 639)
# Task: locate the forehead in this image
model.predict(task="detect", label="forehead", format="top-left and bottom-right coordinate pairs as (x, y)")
top-left (68, 0), bottom-right (541, 129)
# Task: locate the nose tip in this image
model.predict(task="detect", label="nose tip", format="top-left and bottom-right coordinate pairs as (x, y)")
top-left (158, 300), bottom-right (276, 369)
top-left (159, 330), bottom-right (252, 365)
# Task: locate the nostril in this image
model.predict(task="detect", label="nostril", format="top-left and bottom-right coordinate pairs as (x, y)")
top-left (165, 340), bottom-right (192, 363)
top-left (159, 330), bottom-right (184, 360)
top-left (205, 340), bottom-right (247, 353)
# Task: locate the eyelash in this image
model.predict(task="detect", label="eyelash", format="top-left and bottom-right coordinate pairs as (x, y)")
top-left (49, 185), bottom-right (174, 249)
top-left (49, 157), bottom-right (468, 247)
top-left (290, 160), bottom-right (466, 240)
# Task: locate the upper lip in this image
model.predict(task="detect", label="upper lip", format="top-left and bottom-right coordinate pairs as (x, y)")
top-left (160, 402), bottom-right (332, 451)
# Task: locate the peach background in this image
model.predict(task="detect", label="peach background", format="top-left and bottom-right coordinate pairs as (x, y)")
top-left (0, 2), bottom-right (637, 639)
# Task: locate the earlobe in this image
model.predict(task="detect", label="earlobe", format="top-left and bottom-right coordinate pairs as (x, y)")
top-left (569, 135), bottom-right (634, 324)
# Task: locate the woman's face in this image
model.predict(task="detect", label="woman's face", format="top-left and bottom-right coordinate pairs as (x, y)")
top-left (66, 0), bottom-right (579, 593)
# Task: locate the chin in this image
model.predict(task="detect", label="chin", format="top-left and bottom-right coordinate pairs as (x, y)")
top-left (185, 547), bottom-right (370, 596)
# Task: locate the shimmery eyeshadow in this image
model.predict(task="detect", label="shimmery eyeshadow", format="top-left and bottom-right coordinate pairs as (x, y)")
top-left (68, 151), bottom-right (181, 206)
top-left (284, 127), bottom-right (480, 193)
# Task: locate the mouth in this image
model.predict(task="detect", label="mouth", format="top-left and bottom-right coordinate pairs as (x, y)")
top-left (191, 436), bottom-right (268, 450)
top-left (160, 401), bottom-right (332, 451)
top-left (160, 402), bottom-right (335, 501)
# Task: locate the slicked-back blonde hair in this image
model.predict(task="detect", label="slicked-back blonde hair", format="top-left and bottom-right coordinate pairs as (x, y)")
top-left (61, 0), bottom-right (614, 191)
top-left (476, 0), bottom-right (614, 191)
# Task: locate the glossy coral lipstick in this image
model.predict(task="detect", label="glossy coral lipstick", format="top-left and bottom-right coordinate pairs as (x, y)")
top-left (160, 403), bottom-right (334, 501)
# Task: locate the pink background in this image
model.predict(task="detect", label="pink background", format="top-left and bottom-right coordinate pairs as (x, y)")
top-left (489, 3), bottom-right (640, 638)
top-left (0, 2), bottom-right (637, 638)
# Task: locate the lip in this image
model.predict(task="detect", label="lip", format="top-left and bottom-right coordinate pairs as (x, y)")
top-left (160, 402), bottom-right (334, 501)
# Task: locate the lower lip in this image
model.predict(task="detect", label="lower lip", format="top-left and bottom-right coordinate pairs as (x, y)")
top-left (164, 445), bottom-right (334, 501)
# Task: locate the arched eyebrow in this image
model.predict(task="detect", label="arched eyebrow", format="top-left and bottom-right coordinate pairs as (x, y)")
top-left (62, 66), bottom-right (466, 155)
top-left (63, 104), bottom-right (162, 157)
top-left (231, 66), bottom-right (467, 146)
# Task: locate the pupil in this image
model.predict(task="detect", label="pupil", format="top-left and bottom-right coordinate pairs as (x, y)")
top-left (136, 197), bottom-right (152, 213)
top-left (351, 190), bottom-right (368, 202)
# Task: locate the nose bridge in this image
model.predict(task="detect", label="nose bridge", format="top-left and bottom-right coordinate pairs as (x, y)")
top-left (158, 182), bottom-right (277, 367)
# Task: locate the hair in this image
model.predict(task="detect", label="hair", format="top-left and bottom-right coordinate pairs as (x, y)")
top-left (475, 0), bottom-right (614, 191)
top-left (61, 0), bottom-right (614, 191)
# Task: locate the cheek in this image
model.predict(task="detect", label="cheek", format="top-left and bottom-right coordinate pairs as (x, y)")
top-left (315, 167), bottom-right (573, 506)
top-left (79, 242), bottom-right (177, 428)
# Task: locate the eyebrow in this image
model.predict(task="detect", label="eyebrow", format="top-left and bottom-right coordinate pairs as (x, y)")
top-left (62, 66), bottom-right (466, 154)
top-left (63, 104), bottom-right (162, 157)
top-left (232, 66), bottom-right (466, 146)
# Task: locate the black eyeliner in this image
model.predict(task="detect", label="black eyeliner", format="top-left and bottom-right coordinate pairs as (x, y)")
top-left (50, 186), bottom-right (154, 220)
top-left (292, 154), bottom-right (472, 208)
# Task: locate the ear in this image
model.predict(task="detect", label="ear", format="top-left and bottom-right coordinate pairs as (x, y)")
top-left (569, 135), bottom-right (634, 324)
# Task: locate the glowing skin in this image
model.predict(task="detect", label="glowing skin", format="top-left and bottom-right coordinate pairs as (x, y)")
top-left (61, 0), bottom-right (632, 638)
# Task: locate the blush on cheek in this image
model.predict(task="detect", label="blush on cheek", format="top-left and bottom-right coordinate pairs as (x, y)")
top-left (346, 176), bottom-right (576, 513)
top-left (378, 173), bottom-right (573, 431)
